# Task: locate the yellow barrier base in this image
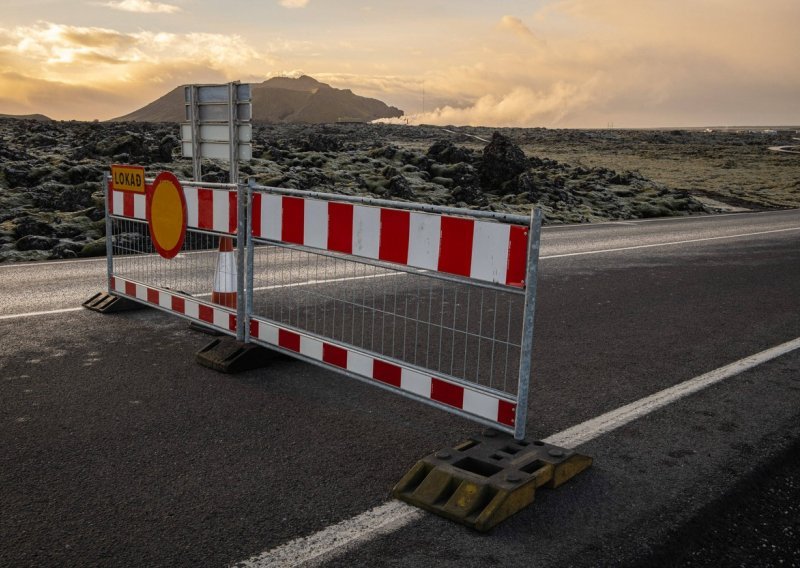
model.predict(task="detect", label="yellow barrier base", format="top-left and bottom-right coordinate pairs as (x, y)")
top-left (392, 429), bottom-right (592, 532)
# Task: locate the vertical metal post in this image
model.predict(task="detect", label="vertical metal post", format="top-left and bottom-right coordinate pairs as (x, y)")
top-left (189, 86), bottom-right (202, 182)
top-left (514, 208), bottom-right (543, 441)
top-left (236, 182), bottom-right (246, 342)
top-left (245, 179), bottom-right (255, 343)
top-left (228, 82), bottom-right (239, 183)
top-left (103, 171), bottom-right (113, 292)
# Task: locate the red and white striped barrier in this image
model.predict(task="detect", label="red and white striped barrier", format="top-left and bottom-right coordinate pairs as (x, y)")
top-left (110, 276), bottom-right (236, 334)
top-left (252, 194), bottom-right (529, 288)
top-left (249, 316), bottom-right (517, 428)
top-left (109, 182), bottom-right (237, 235)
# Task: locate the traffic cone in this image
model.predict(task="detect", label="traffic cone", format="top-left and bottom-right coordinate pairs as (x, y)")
top-left (211, 237), bottom-right (237, 308)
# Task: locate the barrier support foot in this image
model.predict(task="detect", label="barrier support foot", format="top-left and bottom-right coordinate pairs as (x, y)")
top-left (392, 429), bottom-right (592, 532)
top-left (83, 292), bottom-right (148, 314)
top-left (196, 337), bottom-right (283, 373)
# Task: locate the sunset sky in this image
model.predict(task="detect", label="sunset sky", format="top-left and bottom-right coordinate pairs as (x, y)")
top-left (1, 0), bottom-right (798, 127)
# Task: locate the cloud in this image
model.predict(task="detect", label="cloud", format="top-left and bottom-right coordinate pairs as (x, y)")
top-left (497, 16), bottom-right (544, 47)
top-left (278, 0), bottom-right (310, 8)
top-left (0, 22), bottom-right (271, 119)
top-left (102, 0), bottom-right (181, 13)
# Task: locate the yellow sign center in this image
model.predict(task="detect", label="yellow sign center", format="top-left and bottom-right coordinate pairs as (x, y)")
top-left (150, 179), bottom-right (184, 254)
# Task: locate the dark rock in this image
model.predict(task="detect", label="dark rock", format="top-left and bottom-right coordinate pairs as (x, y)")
top-left (385, 175), bottom-right (414, 199)
top-left (157, 135), bottom-right (180, 162)
top-left (305, 133), bottom-right (342, 152)
top-left (16, 235), bottom-right (58, 251)
top-left (427, 140), bottom-right (473, 164)
top-left (50, 241), bottom-right (83, 259)
top-left (480, 132), bottom-right (528, 193)
top-left (13, 216), bottom-right (54, 238)
top-left (66, 164), bottom-right (102, 185)
top-left (97, 133), bottom-right (146, 158)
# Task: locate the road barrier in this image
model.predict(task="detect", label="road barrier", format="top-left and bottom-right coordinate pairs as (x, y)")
top-left (96, 170), bottom-right (542, 440)
top-left (102, 172), bottom-right (245, 337)
top-left (245, 182), bottom-right (541, 439)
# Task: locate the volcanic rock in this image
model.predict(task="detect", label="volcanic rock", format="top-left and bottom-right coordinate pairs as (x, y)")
top-left (480, 132), bottom-right (528, 193)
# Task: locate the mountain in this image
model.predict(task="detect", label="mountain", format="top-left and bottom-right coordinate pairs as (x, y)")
top-left (110, 76), bottom-right (404, 123)
top-left (0, 113), bottom-right (52, 121)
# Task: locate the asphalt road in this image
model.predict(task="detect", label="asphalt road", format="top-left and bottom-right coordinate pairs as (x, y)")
top-left (1, 209), bottom-right (799, 567)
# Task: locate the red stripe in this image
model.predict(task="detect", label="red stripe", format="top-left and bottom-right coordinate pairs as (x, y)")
top-left (372, 360), bottom-right (401, 388)
top-left (251, 193), bottom-right (262, 238)
top-left (279, 329), bottom-right (300, 352)
top-left (327, 202), bottom-right (353, 254)
top-left (198, 189), bottom-right (213, 230)
top-left (438, 217), bottom-right (474, 277)
top-left (171, 296), bottom-right (185, 313)
top-left (498, 400), bottom-right (516, 427)
top-left (228, 191), bottom-right (237, 233)
top-left (378, 209), bottom-right (410, 264)
top-left (430, 378), bottom-right (464, 409)
top-left (108, 189), bottom-right (114, 214)
top-left (282, 197), bottom-right (304, 244)
top-left (109, 276), bottom-right (115, 290)
top-left (249, 319), bottom-right (259, 338)
top-left (229, 314), bottom-right (237, 332)
top-left (505, 225), bottom-right (528, 288)
top-left (146, 288), bottom-right (159, 304)
top-left (125, 281), bottom-right (136, 296)
top-left (322, 343), bottom-right (348, 368)
top-left (199, 304), bottom-right (214, 324)
top-left (123, 192), bottom-right (134, 218)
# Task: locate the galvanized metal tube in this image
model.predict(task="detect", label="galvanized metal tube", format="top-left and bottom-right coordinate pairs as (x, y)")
top-left (104, 171), bottom-right (113, 291)
top-left (514, 208), bottom-right (543, 441)
top-left (245, 179), bottom-right (255, 343)
top-left (189, 86), bottom-right (201, 181)
top-left (236, 182), bottom-right (246, 341)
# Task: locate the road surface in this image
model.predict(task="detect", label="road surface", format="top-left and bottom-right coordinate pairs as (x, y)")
top-left (1, 209), bottom-right (799, 567)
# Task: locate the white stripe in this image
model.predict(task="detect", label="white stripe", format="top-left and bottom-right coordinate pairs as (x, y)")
top-left (304, 199), bottom-right (329, 249)
top-left (545, 336), bottom-right (800, 448)
top-left (213, 308), bottom-right (229, 330)
top-left (541, 227), bottom-right (800, 259)
top-left (112, 190), bottom-right (124, 216)
top-left (400, 368), bottom-right (431, 398)
top-left (184, 300), bottom-right (199, 320)
top-left (133, 194), bottom-right (146, 220)
top-left (239, 336), bottom-right (800, 567)
top-left (158, 291), bottom-right (172, 310)
top-left (462, 388), bottom-right (500, 422)
top-left (347, 351), bottom-right (373, 377)
top-left (184, 186), bottom-right (199, 228)
top-left (407, 212), bottom-right (441, 270)
top-left (257, 321), bottom-right (279, 346)
top-left (262, 194), bottom-right (283, 241)
top-left (134, 283), bottom-right (147, 302)
top-left (352, 205), bottom-right (381, 259)
top-left (212, 190), bottom-right (230, 232)
top-left (470, 221), bottom-right (510, 284)
top-left (214, 252), bottom-right (237, 293)
top-left (0, 307), bottom-right (82, 321)
top-left (300, 335), bottom-right (323, 361)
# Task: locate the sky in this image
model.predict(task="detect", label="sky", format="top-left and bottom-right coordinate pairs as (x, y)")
top-left (0, 0), bottom-right (798, 127)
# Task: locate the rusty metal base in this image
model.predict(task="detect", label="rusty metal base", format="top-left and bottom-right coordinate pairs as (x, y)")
top-left (196, 337), bottom-right (283, 373)
top-left (82, 292), bottom-right (148, 313)
top-left (392, 429), bottom-right (592, 532)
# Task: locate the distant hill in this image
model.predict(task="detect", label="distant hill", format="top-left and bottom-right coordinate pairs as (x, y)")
top-left (0, 113), bottom-right (52, 121)
top-left (111, 75), bottom-right (404, 124)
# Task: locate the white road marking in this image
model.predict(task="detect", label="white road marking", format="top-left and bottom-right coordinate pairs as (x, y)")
top-left (0, 273), bottom-right (401, 320)
top-left (0, 307), bottom-right (83, 320)
top-left (237, 335), bottom-right (800, 567)
top-left (540, 226), bottom-right (800, 259)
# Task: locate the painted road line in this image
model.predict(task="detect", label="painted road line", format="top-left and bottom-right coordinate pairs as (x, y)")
top-left (0, 273), bottom-right (401, 321)
top-left (546, 336), bottom-right (800, 448)
top-left (0, 307), bottom-right (83, 321)
top-left (237, 335), bottom-right (800, 567)
top-left (540, 227), bottom-right (800, 259)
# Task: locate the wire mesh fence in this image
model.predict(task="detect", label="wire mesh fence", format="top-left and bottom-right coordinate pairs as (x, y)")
top-left (110, 217), bottom-right (236, 301)
top-left (249, 242), bottom-right (526, 397)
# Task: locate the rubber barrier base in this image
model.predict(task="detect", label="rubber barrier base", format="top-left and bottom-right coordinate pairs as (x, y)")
top-left (392, 429), bottom-right (592, 532)
top-left (196, 337), bottom-right (283, 373)
top-left (83, 292), bottom-right (148, 313)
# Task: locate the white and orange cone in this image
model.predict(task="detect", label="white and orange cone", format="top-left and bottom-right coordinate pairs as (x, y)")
top-left (211, 237), bottom-right (237, 308)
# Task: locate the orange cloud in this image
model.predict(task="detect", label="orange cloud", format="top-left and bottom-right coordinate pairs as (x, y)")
top-left (102, 0), bottom-right (181, 14)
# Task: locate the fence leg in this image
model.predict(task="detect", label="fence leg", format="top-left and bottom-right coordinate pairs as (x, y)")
top-left (236, 181), bottom-right (246, 342)
top-left (514, 208), bottom-right (543, 441)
